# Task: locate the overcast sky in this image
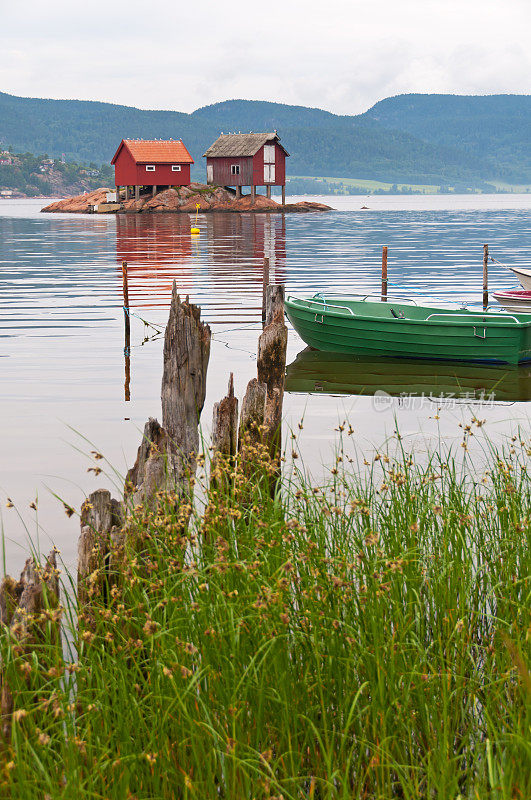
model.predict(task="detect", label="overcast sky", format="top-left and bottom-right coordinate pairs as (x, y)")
top-left (1, 0), bottom-right (529, 115)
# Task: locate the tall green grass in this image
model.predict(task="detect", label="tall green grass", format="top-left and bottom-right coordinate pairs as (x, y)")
top-left (1, 432), bottom-right (529, 799)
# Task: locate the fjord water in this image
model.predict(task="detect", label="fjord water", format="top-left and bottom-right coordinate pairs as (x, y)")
top-left (1, 196), bottom-right (530, 571)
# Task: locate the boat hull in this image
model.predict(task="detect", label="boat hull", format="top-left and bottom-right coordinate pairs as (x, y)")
top-left (285, 296), bottom-right (531, 365)
top-left (493, 289), bottom-right (531, 313)
top-left (510, 267), bottom-right (531, 291)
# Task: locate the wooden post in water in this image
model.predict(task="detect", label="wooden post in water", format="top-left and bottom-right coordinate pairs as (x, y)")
top-left (161, 284), bottom-right (211, 489)
top-left (264, 284), bottom-right (285, 327)
top-left (78, 490), bottom-right (122, 609)
top-left (0, 551), bottom-right (61, 743)
top-left (210, 373), bottom-right (239, 492)
top-left (257, 285), bottom-right (288, 468)
top-left (262, 257), bottom-right (270, 326)
top-left (381, 246), bottom-right (388, 301)
top-left (122, 261), bottom-right (131, 401)
top-left (483, 244), bottom-right (489, 309)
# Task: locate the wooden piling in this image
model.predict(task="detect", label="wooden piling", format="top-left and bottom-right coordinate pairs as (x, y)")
top-left (0, 551), bottom-right (61, 743)
top-left (239, 378), bottom-right (267, 451)
top-left (264, 284), bottom-right (285, 326)
top-left (122, 260), bottom-right (131, 401)
top-left (122, 261), bottom-right (130, 337)
top-left (483, 244), bottom-right (489, 309)
top-left (211, 374), bottom-right (239, 488)
top-left (262, 258), bottom-right (270, 325)
top-left (78, 489), bottom-right (122, 608)
top-left (257, 285), bottom-right (288, 461)
top-left (123, 418), bottom-right (171, 510)
top-left (161, 283), bottom-right (211, 488)
top-left (382, 246), bottom-right (388, 301)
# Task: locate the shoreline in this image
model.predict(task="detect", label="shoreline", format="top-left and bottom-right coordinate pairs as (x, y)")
top-left (41, 185), bottom-right (333, 215)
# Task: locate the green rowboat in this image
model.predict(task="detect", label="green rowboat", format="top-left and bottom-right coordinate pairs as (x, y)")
top-left (284, 294), bottom-right (531, 365)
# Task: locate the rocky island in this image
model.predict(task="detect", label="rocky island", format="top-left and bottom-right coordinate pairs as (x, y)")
top-left (41, 184), bottom-right (332, 214)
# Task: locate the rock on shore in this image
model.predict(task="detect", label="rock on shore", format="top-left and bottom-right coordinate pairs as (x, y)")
top-left (41, 184), bottom-right (332, 214)
top-left (41, 188), bottom-right (112, 212)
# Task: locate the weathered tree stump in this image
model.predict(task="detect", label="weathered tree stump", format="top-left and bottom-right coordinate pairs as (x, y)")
top-left (124, 417), bottom-right (172, 509)
top-left (239, 378), bottom-right (268, 450)
top-left (257, 286), bottom-right (288, 454)
top-left (0, 551), bottom-right (61, 742)
top-left (236, 378), bottom-right (269, 493)
top-left (0, 577), bottom-right (17, 627)
top-left (210, 374), bottom-right (238, 490)
top-left (78, 489), bottom-right (122, 607)
top-left (161, 284), bottom-right (211, 487)
top-left (264, 284), bottom-right (285, 326)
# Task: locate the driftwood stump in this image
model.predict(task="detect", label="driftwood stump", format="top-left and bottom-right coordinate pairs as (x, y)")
top-left (124, 417), bottom-right (172, 509)
top-left (79, 288), bottom-right (212, 591)
top-left (264, 284), bottom-right (285, 326)
top-left (78, 489), bottom-right (122, 607)
top-left (211, 374), bottom-right (239, 490)
top-left (0, 551), bottom-right (60, 742)
top-left (239, 378), bottom-right (268, 449)
top-left (161, 284), bottom-right (211, 486)
top-left (257, 285), bottom-right (288, 454)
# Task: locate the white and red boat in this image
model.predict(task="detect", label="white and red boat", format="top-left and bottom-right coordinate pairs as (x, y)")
top-left (493, 289), bottom-right (531, 313)
top-left (510, 266), bottom-right (531, 291)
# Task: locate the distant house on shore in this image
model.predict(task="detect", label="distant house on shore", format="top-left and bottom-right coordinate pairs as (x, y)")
top-left (204, 132), bottom-right (289, 205)
top-left (111, 139), bottom-right (194, 200)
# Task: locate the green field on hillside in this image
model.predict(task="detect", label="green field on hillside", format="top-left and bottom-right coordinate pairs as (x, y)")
top-left (288, 175), bottom-right (531, 195)
top-left (289, 175), bottom-right (444, 194)
top-left (490, 180), bottom-right (531, 193)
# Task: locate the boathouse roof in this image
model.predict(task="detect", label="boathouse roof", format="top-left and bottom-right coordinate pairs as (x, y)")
top-left (203, 132), bottom-right (289, 158)
top-left (111, 139), bottom-right (194, 165)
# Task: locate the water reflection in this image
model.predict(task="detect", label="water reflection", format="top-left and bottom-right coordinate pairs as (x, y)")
top-left (116, 215), bottom-right (195, 303)
top-left (286, 347), bottom-right (531, 403)
top-left (115, 214), bottom-right (287, 315)
top-left (1, 198), bottom-right (530, 573)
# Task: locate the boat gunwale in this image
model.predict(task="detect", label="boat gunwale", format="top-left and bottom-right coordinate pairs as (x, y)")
top-left (285, 295), bottom-right (531, 328)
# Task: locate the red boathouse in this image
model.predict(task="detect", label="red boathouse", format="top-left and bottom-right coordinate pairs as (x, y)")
top-left (111, 139), bottom-right (194, 200)
top-left (203, 132), bottom-right (289, 205)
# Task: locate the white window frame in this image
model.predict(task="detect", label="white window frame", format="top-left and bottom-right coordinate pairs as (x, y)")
top-left (207, 164), bottom-right (214, 183)
top-left (231, 164), bottom-right (240, 175)
top-left (263, 144), bottom-right (275, 164)
top-left (171, 165), bottom-right (182, 172)
top-left (145, 165), bottom-right (155, 172)
top-left (264, 164), bottom-right (275, 183)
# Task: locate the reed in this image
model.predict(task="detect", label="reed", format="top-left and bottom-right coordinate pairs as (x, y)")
top-left (0, 432), bottom-right (529, 799)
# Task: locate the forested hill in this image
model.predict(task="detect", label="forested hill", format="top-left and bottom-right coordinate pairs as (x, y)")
top-left (0, 91), bottom-right (529, 188)
top-left (364, 94), bottom-right (531, 185)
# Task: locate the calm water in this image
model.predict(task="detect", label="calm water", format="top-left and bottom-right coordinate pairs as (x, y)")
top-left (1, 196), bottom-right (530, 572)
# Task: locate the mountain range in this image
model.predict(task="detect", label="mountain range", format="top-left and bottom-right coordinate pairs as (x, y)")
top-left (1, 91), bottom-right (529, 190)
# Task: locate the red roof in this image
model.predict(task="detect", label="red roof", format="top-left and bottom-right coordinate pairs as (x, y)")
top-left (111, 139), bottom-right (194, 165)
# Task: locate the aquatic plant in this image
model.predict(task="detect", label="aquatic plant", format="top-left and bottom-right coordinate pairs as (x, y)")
top-left (0, 433), bottom-right (529, 799)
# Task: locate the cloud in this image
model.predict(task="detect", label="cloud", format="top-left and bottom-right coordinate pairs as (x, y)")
top-left (0, 0), bottom-right (529, 114)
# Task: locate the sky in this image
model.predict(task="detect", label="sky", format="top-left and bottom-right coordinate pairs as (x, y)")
top-left (0, 0), bottom-right (530, 115)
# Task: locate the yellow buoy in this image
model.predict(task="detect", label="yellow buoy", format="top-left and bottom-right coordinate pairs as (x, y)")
top-left (191, 202), bottom-right (200, 234)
